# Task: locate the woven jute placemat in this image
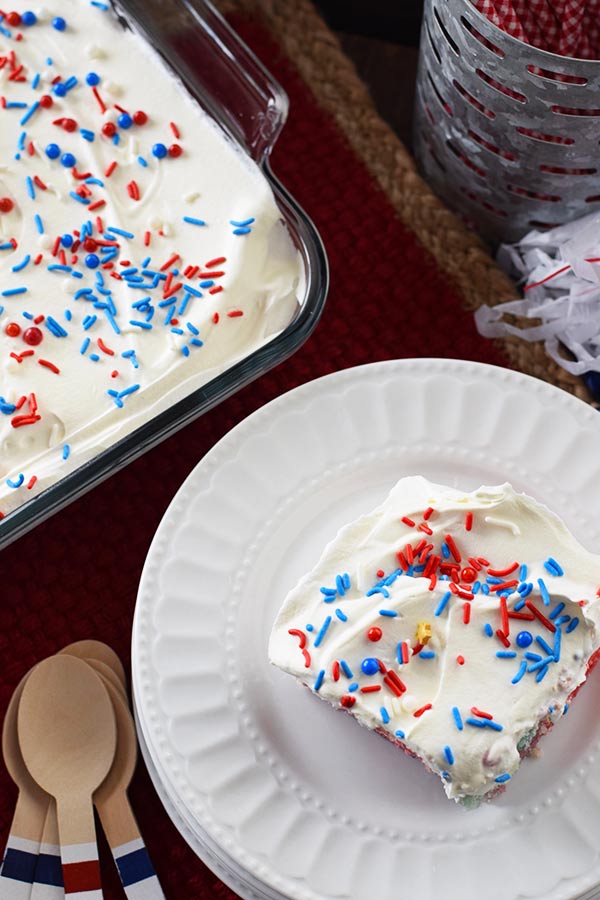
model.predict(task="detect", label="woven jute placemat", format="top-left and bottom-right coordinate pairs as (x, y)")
top-left (220, 0), bottom-right (592, 405)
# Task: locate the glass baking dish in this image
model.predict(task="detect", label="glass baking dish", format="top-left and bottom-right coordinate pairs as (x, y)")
top-left (0, 0), bottom-right (328, 552)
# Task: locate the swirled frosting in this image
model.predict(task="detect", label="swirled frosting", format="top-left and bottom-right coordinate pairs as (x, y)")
top-left (0, 1), bottom-right (301, 518)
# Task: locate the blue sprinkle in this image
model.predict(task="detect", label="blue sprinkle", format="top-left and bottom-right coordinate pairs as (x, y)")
top-left (6, 474), bottom-right (24, 489)
top-left (366, 586), bottom-right (389, 598)
top-left (61, 153), bottom-right (76, 168)
top-left (511, 660), bottom-right (527, 684)
top-left (516, 630), bottom-right (533, 649)
top-left (62, 445), bottom-right (70, 460)
top-left (64, 310), bottom-right (72, 322)
top-left (553, 615), bottom-right (570, 626)
top-left (183, 216), bottom-right (206, 226)
top-left (553, 627), bottom-right (561, 662)
top-left (395, 730), bottom-right (405, 739)
top-left (20, 101), bottom-right (39, 127)
top-left (89, 353), bottom-right (100, 361)
top-left (85, 254), bottom-right (100, 269)
top-left (566, 617), bottom-right (580, 634)
top-left (69, 191), bottom-right (90, 206)
top-left (86, 71), bottom-right (100, 86)
top-left (348, 682), bottom-right (358, 692)
top-left (170, 327), bottom-right (184, 336)
top-left (152, 143), bottom-right (167, 159)
top-left (361, 657), bottom-right (379, 676)
top-left (313, 616), bottom-right (332, 648)
top-left (80, 129), bottom-right (95, 142)
top-left (535, 635), bottom-right (553, 656)
top-left (519, 564), bottom-right (528, 581)
top-left (22, 311), bottom-right (33, 319)
top-left (513, 598), bottom-right (526, 612)
top-left (419, 650), bottom-right (435, 659)
top-left (181, 346), bottom-right (191, 358)
top-left (12, 253), bottom-right (31, 272)
top-left (45, 316), bottom-right (67, 337)
top-left (232, 226), bottom-right (251, 235)
top-left (52, 16), bottom-right (66, 30)
top-left (118, 112), bottom-right (132, 129)
top-left (545, 557), bottom-right (564, 576)
top-left (481, 583), bottom-right (490, 595)
top-left (82, 316), bottom-right (97, 330)
top-left (34, 214), bottom-right (44, 234)
top-left (186, 322), bottom-right (200, 336)
top-left (563, 704), bottom-right (569, 715)
top-left (313, 670), bottom-right (325, 692)
top-left (305, 624), bottom-right (314, 632)
top-left (342, 572), bottom-right (351, 590)
top-left (119, 384), bottom-right (140, 398)
top-left (452, 706), bottom-right (463, 731)
top-left (524, 652), bottom-right (542, 661)
top-left (129, 320), bottom-right (152, 330)
top-left (2, 287), bottom-right (27, 297)
top-left (496, 650), bottom-right (517, 658)
top-left (443, 745), bottom-right (454, 765)
top-left (441, 542), bottom-right (450, 559)
top-left (434, 590), bottom-right (451, 617)
top-left (484, 623), bottom-right (494, 637)
top-left (472, 581), bottom-right (480, 595)
top-left (340, 660), bottom-right (353, 679)
top-left (137, 156), bottom-right (148, 168)
top-left (335, 574), bottom-right (346, 596)
top-left (517, 582), bottom-right (533, 598)
top-left (31, 73), bottom-right (40, 89)
top-left (230, 217), bottom-right (256, 227)
top-left (484, 720), bottom-right (503, 732)
top-left (335, 608), bottom-right (347, 622)
top-left (47, 265), bottom-right (72, 273)
top-left (495, 773), bottom-right (511, 783)
top-left (535, 665), bottom-right (549, 683)
top-left (379, 609), bottom-right (398, 617)
top-left (80, 337), bottom-right (90, 355)
top-left (549, 601), bottom-right (565, 620)
top-left (106, 226), bottom-right (134, 239)
top-left (380, 707), bottom-right (390, 725)
top-left (22, 11), bottom-right (37, 25)
top-left (465, 717), bottom-right (486, 728)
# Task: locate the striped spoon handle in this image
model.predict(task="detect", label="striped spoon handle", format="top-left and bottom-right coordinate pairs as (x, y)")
top-left (30, 800), bottom-right (64, 900)
top-left (96, 792), bottom-right (165, 899)
top-left (0, 790), bottom-right (48, 899)
top-left (55, 798), bottom-right (103, 900)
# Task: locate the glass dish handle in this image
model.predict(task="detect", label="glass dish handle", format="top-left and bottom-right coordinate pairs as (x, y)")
top-left (116, 0), bottom-right (289, 163)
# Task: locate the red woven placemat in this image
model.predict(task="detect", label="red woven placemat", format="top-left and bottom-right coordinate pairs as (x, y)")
top-left (0, 10), bottom-right (510, 900)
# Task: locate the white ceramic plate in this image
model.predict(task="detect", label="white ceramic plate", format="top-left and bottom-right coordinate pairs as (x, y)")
top-left (132, 359), bottom-right (600, 900)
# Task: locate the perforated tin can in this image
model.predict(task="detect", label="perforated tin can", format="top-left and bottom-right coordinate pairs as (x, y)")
top-left (413, 0), bottom-right (600, 244)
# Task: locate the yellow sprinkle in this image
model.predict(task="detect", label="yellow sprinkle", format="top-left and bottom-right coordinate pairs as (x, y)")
top-left (416, 621), bottom-right (432, 644)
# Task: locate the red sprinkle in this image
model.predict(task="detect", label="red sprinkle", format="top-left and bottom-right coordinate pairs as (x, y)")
top-left (488, 562), bottom-right (519, 577)
top-left (340, 695), bottom-right (356, 708)
top-left (0, 197), bottom-right (14, 213)
top-left (39, 94), bottom-right (53, 109)
top-left (360, 685), bottom-right (382, 694)
top-left (495, 629), bottom-right (511, 648)
top-left (26, 475), bottom-right (37, 490)
top-left (376, 569), bottom-right (385, 578)
top-left (160, 253), bottom-right (180, 273)
top-left (471, 707), bottom-right (493, 720)
top-left (413, 703), bottom-right (432, 717)
top-left (423, 507), bottom-right (434, 520)
top-left (500, 596), bottom-right (509, 636)
top-left (5, 322), bottom-right (20, 337)
top-left (11, 414), bottom-right (41, 428)
top-left (332, 660), bottom-right (340, 682)
top-left (104, 161), bottom-right (117, 178)
top-left (525, 601), bottom-right (556, 633)
top-left (418, 522), bottom-right (433, 535)
top-left (212, 312), bottom-right (220, 324)
top-left (367, 627), bottom-right (382, 642)
top-left (226, 309), bottom-right (244, 318)
top-left (144, 231), bottom-right (151, 247)
top-left (205, 256), bottom-right (226, 268)
top-left (133, 110), bottom-right (148, 126)
top-left (92, 86), bottom-right (106, 113)
top-left (489, 580), bottom-right (519, 593)
top-left (445, 534), bottom-right (461, 563)
top-left (461, 566), bottom-right (477, 584)
top-left (208, 286), bottom-right (223, 295)
top-left (456, 655), bottom-right (465, 665)
top-left (111, 370), bottom-right (119, 378)
top-left (465, 511), bottom-right (473, 531)
top-left (401, 516), bottom-right (415, 527)
top-left (97, 338), bottom-right (115, 356)
top-left (463, 602), bottom-right (471, 624)
top-left (287, 629), bottom-right (311, 668)
top-left (168, 143), bottom-right (183, 158)
top-left (170, 121), bottom-right (180, 138)
top-left (23, 327), bottom-right (43, 346)
top-left (38, 359), bottom-right (59, 374)
top-left (384, 670), bottom-right (406, 694)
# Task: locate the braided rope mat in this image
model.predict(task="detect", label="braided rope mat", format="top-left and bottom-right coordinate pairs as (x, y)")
top-left (222, 0), bottom-right (592, 405)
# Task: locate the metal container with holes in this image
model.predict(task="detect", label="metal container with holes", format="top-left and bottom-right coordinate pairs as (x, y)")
top-left (413, 0), bottom-right (600, 245)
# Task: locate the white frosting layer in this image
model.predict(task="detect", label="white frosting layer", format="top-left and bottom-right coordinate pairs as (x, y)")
top-left (269, 477), bottom-right (600, 802)
top-left (0, 1), bottom-right (301, 515)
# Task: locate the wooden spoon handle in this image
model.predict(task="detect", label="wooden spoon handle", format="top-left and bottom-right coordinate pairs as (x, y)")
top-left (0, 789), bottom-right (48, 897)
top-left (96, 793), bottom-right (165, 899)
top-left (55, 798), bottom-right (102, 900)
top-left (30, 800), bottom-right (63, 900)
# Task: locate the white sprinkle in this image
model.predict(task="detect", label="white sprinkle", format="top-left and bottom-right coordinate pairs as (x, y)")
top-left (484, 515), bottom-right (521, 536)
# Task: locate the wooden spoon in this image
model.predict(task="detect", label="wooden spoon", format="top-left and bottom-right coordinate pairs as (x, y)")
top-left (30, 657), bottom-right (127, 899)
top-left (17, 655), bottom-right (116, 899)
top-left (58, 641), bottom-right (126, 687)
top-left (94, 678), bottom-right (165, 899)
top-left (0, 670), bottom-right (50, 897)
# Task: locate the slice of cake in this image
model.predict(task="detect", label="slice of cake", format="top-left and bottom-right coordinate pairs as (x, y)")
top-left (269, 477), bottom-right (600, 805)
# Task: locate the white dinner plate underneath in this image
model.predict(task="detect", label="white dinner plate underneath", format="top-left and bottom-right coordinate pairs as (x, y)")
top-left (133, 359), bottom-right (600, 900)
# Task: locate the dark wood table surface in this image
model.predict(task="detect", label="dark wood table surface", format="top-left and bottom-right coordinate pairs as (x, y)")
top-left (314, 0), bottom-right (423, 150)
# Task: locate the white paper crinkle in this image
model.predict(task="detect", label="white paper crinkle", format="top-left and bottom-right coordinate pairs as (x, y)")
top-left (474, 212), bottom-right (600, 375)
